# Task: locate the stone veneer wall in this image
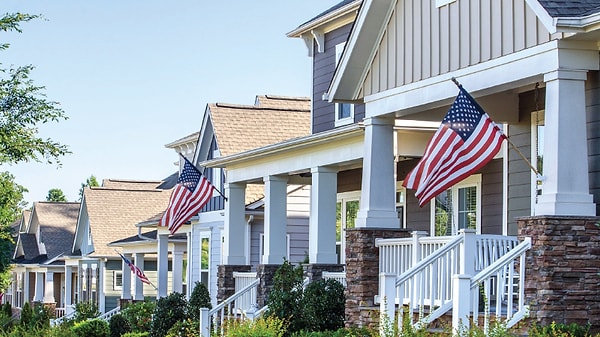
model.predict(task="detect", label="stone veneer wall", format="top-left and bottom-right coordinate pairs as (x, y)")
top-left (518, 216), bottom-right (600, 331)
top-left (256, 264), bottom-right (280, 307)
top-left (345, 228), bottom-right (411, 328)
top-left (217, 265), bottom-right (250, 303)
top-left (304, 264), bottom-right (345, 282)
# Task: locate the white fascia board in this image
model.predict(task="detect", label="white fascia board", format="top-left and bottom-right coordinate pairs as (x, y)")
top-left (197, 210), bottom-right (224, 225)
top-left (364, 40), bottom-right (576, 118)
top-left (525, 0), bottom-right (557, 34)
top-left (286, 1), bottom-right (361, 38)
top-left (555, 12), bottom-right (600, 33)
top-left (329, 0), bottom-right (396, 102)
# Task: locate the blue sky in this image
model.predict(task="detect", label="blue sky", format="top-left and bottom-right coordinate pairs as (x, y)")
top-left (2, 1), bottom-right (339, 205)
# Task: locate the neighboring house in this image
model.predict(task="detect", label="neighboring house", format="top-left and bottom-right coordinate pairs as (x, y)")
top-left (70, 180), bottom-right (172, 313)
top-left (9, 202), bottom-right (79, 318)
top-left (202, 0), bottom-right (600, 331)
top-left (157, 94), bottom-right (312, 303)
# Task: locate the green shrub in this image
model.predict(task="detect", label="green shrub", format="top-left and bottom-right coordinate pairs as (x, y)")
top-left (2, 303), bottom-right (11, 318)
top-left (165, 319), bottom-right (199, 337)
top-left (121, 332), bottom-right (149, 337)
top-left (186, 281), bottom-right (211, 321)
top-left (150, 292), bottom-right (187, 337)
top-left (290, 327), bottom-right (376, 337)
top-left (71, 318), bottom-right (110, 337)
top-left (265, 260), bottom-right (305, 334)
top-left (529, 322), bottom-right (592, 337)
top-left (301, 279), bottom-right (345, 332)
top-left (109, 313), bottom-right (131, 337)
top-left (73, 301), bottom-right (100, 322)
top-left (121, 301), bottom-right (155, 333)
top-left (18, 303), bottom-right (32, 328)
top-left (223, 316), bottom-right (288, 337)
top-left (46, 323), bottom-right (78, 337)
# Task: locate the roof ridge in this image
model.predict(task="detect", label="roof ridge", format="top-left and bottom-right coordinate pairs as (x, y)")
top-left (213, 103), bottom-right (310, 112)
top-left (262, 95), bottom-right (310, 101)
top-left (104, 178), bottom-right (163, 183)
top-left (89, 186), bottom-right (167, 193)
top-left (35, 201), bottom-right (80, 205)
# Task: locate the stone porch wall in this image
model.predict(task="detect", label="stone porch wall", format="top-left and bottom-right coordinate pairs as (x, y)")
top-left (518, 216), bottom-right (600, 332)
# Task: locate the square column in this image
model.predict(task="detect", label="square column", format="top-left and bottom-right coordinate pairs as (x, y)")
top-left (224, 182), bottom-right (247, 265)
top-left (356, 116), bottom-right (399, 228)
top-left (535, 70), bottom-right (595, 216)
top-left (64, 266), bottom-right (73, 309)
top-left (263, 175), bottom-right (288, 264)
top-left (171, 248), bottom-right (184, 293)
top-left (157, 234), bottom-right (169, 298)
top-left (43, 271), bottom-right (55, 303)
top-left (23, 271), bottom-right (30, 305)
top-left (121, 254), bottom-right (132, 301)
top-left (133, 253), bottom-right (146, 300)
top-left (33, 272), bottom-right (44, 302)
top-left (309, 166), bottom-right (338, 263)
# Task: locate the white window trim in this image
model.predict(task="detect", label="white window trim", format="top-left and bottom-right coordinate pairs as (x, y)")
top-left (396, 182), bottom-right (407, 229)
top-left (336, 191), bottom-right (361, 264)
top-left (531, 110), bottom-right (544, 214)
top-left (212, 149), bottom-right (222, 198)
top-left (429, 174), bottom-right (482, 236)
top-left (113, 271), bottom-right (122, 291)
top-left (334, 42), bottom-right (354, 127)
top-left (199, 231), bottom-right (210, 286)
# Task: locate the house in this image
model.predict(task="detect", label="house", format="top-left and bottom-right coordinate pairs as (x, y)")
top-left (202, 0), bottom-right (600, 331)
top-left (70, 180), bottom-right (172, 313)
top-left (156, 94), bottom-right (312, 304)
top-left (9, 202), bottom-right (79, 317)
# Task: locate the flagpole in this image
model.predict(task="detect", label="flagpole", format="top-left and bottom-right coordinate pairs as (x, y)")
top-left (178, 153), bottom-right (228, 201)
top-left (450, 77), bottom-right (540, 176)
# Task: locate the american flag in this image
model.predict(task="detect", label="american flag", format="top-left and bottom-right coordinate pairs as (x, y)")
top-left (403, 87), bottom-right (506, 207)
top-left (160, 156), bottom-right (215, 234)
top-left (118, 252), bottom-right (151, 285)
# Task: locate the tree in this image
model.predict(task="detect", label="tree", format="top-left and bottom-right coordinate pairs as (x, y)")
top-left (0, 172), bottom-right (27, 294)
top-left (46, 188), bottom-right (67, 202)
top-left (79, 174), bottom-right (99, 201)
top-left (0, 13), bottom-right (70, 165)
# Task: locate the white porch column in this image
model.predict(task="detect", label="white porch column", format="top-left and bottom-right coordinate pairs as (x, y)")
top-left (43, 271), bottom-right (55, 303)
top-left (157, 234), bottom-right (169, 298)
top-left (224, 182), bottom-right (247, 265)
top-left (121, 254), bottom-right (132, 301)
top-left (133, 253), bottom-right (145, 301)
top-left (356, 116), bottom-right (399, 228)
top-left (23, 271), bottom-right (30, 305)
top-left (263, 175), bottom-right (288, 264)
top-left (33, 272), bottom-right (44, 302)
top-left (64, 266), bottom-right (73, 309)
top-left (309, 166), bottom-right (338, 264)
top-left (535, 70), bottom-right (596, 216)
top-left (186, 231), bottom-right (193, 299)
top-left (171, 248), bottom-right (184, 293)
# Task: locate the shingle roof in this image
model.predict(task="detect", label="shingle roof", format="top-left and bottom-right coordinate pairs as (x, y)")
top-left (84, 186), bottom-right (171, 257)
top-left (34, 202), bottom-right (80, 260)
top-left (101, 179), bottom-right (164, 190)
top-left (254, 95), bottom-right (312, 110)
top-left (209, 97), bottom-right (310, 158)
top-left (19, 233), bottom-right (40, 260)
top-left (538, 1), bottom-right (600, 17)
top-left (295, 0), bottom-right (359, 29)
top-left (109, 230), bottom-right (186, 246)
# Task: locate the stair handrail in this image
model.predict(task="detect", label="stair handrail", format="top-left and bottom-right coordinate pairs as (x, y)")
top-left (97, 306), bottom-right (121, 322)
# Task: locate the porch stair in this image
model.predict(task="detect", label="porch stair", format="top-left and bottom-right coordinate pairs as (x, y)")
top-left (378, 229), bottom-right (531, 334)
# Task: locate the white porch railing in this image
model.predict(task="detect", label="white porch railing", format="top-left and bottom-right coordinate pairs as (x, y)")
top-left (378, 229), bottom-right (530, 333)
top-left (233, 272), bottom-right (258, 314)
top-left (200, 277), bottom-right (260, 336)
top-left (322, 271), bottom-right (347, 287)
top-left (54, 307), bottom-right (66, 319)
top-left (97, 306), bottom-right (120, 322)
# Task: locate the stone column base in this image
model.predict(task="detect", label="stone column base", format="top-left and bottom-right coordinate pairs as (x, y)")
top-left (518, 216), bottom-right (600, 332)
top-left (303, 264), bottom-right (345, 283)
top-left (256, 264), bottom-right (281, 308)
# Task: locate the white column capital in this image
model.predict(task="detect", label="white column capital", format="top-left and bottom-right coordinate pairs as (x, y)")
top-left (544, 69), bottom-right (587, 82)
top-left (263, 175), bottom-right (289, 183)
top-left (311, 166), bottom-right (338, 174)
top-left (363, 116), bottom-right (395, 127)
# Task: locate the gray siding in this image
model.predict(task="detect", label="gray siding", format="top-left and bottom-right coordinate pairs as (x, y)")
top-left (586, 70), bottom-right (600, 215)
top-left (363, 0), bottom-right (551, 96)
top-left (480, 159), bottom-right (503, 234)
top-left (313, 23), bottom-right (365, 134)
top-left (202, 137), bottom-right (225, 212)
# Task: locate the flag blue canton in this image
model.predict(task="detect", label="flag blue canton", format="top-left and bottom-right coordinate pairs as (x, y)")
top-left (178, 160), bottom-right (201, 192)
top-left (441, 90), bottom-right (483, 141)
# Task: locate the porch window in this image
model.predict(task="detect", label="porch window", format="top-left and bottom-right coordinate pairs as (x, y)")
top-left (113, 271), bottom-right (123, 290)
top-left (200, 233), bottom-right (210, 287)
top-left (336, 192), bottom-right (360, 264)
top-left (396, 183), bottom-right (406, 228)
top-left (334, 42), bottom-right (354, 127)
top-left (431, 175), bottom-right (481, 236)
top-left (531, 110), bottom-right (545, 208)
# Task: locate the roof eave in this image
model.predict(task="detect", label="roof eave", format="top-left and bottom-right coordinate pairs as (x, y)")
top-left (286, 1), bottom-right (362, 38)
top-left (201, 124), bottom-right (364, 168)
top-left (327, 0), bottom-right (396, 102)
top-left (554, 12), bottom-right (600, 33)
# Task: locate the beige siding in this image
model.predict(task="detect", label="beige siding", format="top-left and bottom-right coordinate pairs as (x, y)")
top-left (363, 0), bottom-right (551, 95)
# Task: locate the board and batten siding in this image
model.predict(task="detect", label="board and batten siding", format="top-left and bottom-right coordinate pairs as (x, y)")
top-left (586, 70), bottom-right (600, 216)
top-left (363, 0), bottom-right (551, 96)
top-left (313, 23), bottom-right (365, 134)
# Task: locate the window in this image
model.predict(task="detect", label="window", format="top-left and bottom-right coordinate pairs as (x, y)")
top-left (113, 271), bottom-right (123, 290)
top-left (200, 232), bottom-right (210, 287)
top-left (430, 175), bottom-right (481, 236)
top-left (396, 184), bottom-right (406, 228)
top-left (336, 192), bottom-right (360, 264)
top-left (334, 42), bottom-right (354, 127)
